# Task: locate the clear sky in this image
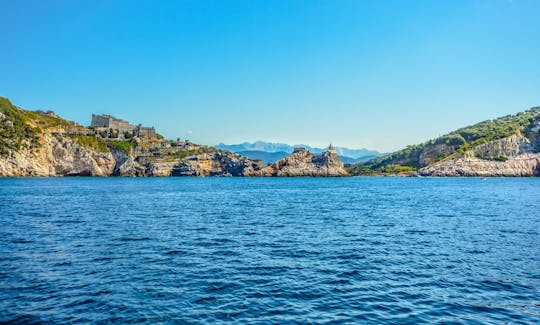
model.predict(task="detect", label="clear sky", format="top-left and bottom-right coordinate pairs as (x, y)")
top-left (1, 0), bottom-right (539, 151)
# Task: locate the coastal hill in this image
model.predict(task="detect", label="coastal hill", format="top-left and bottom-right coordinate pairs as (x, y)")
top-left (0, 97), bottom-right (347, 177)
top-left (349, 107), bottom-right (540, 176)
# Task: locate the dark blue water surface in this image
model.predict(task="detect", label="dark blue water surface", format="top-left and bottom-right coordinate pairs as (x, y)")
top-left (0, 177), bottom-right (539, 324)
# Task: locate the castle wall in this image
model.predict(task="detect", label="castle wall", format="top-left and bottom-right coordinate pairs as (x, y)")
top-left (110, 120), bottom-right (135, 133)
top-left (136, 126), bottom-right (157, 138)
top-left (91, 114), bottom-right (134, 133)
top-left (91, 114), bottom-right (112, 128)
top-left (91, 114), bottom-right (156, 138)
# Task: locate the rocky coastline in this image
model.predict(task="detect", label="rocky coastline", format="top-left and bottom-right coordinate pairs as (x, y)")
top-left (418, 135), bottom-right (540, 177)
top-left (0, 97), bottom-right (348, 177)
top-left (2, 96), bottom-right (539, 178)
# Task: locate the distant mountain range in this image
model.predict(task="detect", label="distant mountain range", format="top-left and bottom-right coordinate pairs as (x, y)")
top-left (235, 150), bottom-right (378, 166)
top-left (216, 141), bottom-right (382, 165)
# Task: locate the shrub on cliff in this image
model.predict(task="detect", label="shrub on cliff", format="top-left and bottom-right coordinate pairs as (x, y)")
top-left (0, 97), bottom-right (40, 156)
top-left (109, 140), bottom-right (137, 154)
top-left (70, 135), bottom-right (109, 153)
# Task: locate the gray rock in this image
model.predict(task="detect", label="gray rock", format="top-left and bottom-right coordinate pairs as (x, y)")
top-left (246, 147), bottom-right (349, 177)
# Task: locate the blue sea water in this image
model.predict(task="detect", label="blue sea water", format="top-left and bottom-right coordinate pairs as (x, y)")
top-left (0, 177), bottom-right (539, 324)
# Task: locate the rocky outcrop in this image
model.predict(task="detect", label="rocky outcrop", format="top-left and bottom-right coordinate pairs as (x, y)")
top-left (473, 134), bottom-right (532, 159)
top-left (419, 134), bottom-right (540, 177)
top-left (0, 133), bottom-right (115, 177)
top-left (172, 152), bottom-right (262, 176)
top-left (246, 148), bottom-right (349, 177)
top-left (419, 153), bottom-right (540, 177)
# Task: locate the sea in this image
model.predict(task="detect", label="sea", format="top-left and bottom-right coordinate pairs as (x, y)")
top-left (0, 177), bottom-right (539, 324)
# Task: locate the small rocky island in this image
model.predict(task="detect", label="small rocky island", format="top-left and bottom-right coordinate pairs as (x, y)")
top-left (246, 146), bottom-right (349, 177)
top-left (0, 97), bottom-right (348, 177)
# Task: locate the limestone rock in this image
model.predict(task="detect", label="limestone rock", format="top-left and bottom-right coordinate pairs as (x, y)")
top-left (0, 133), bottom-right (115, 177)
top-left (419, 135), bottom-right (540, 177)
top-left (147, 162), bottom-right (177, 177)
top-left (419, 153), bottom-right (540, 177)
top-left (473, 134), bottom-right (532, 159)
top-left (171, 152), bottom-right (262, 176)
top-left (246, 148), bottom-right (349, 177)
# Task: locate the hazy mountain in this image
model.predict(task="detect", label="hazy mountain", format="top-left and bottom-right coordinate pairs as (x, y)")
top-left (237, 150), bottom-right (376, 166)
top-left (216, 141), bottom-right (382, 159)
top-left (237, 151), bottom-right (289, 166)
top-left (338, 155), bottom-right (380, 165)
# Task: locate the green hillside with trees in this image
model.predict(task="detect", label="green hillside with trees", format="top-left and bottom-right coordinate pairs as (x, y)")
top-left (348, 107), bottom-right (540, 175)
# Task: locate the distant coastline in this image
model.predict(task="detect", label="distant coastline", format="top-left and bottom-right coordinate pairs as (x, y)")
top-left (1, 96), bottom-right (539, 177)
top-left (0, 97), bottom-right (348, 177)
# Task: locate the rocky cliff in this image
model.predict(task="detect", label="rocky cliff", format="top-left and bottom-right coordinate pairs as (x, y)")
top-left (419, 134), bottom-right (540, 176)
top-left (0, 132), bottom-right (116, 177)
top-left (246, 148), bottom-right (349, 177)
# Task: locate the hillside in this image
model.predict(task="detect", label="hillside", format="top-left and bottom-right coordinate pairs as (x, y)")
top-left (349, 107), bottom-right (540, 176)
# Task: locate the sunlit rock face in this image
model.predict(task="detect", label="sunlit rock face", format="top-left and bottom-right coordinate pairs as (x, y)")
top-left (419, 135), bottom-right (540, 177)
top-left (246, 146), bottom-right (350, 177)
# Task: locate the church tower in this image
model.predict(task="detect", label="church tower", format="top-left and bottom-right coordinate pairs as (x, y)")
top-left (327, 143), bottom-right (337, 154)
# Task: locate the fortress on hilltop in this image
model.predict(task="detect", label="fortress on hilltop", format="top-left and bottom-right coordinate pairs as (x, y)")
top-left (91, 114), bottom-right (157, 138)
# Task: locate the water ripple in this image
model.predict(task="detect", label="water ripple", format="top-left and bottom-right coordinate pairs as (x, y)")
top-left (0, 177), bottom-right (539, 324)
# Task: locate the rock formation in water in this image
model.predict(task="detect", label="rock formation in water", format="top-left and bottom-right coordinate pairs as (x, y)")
top-left (246, 146), bottom-right (349, 177)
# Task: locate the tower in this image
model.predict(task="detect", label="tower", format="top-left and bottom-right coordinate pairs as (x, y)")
top-left (327, 143), bottom-right (337, 154)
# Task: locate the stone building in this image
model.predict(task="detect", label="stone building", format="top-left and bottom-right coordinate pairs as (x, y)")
top-left (134, 124), bottom-right (157, 138)
top-left (91, 114), bottom-right (157, 139)
top-left (91, 114), bottom-right (135, 133)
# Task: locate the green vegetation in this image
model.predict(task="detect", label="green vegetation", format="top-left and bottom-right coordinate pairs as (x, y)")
top-left (69, 135), bottom-right (109, 153)
top-left (166, 149), bottom-right (198, 159)
top-left (20, 110), bottom-right (72, 129)
top-left (0, 97), bottom-right (40, 156)
top-left (475, 154), bottom-right (508, 162)
top-left (349, 107), bottom-right (540, 175)
top-left (109, 140), bottom-right (137, 154)
top-left (351, 163), bottom-right (417, 176)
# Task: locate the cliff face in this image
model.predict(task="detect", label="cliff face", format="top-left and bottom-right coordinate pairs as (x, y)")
top-left (172, 152), bottom-right (262, 177)
top-left (419, 134), bottom-right (540, 177)
top-left (0, 133), bottom-right (116, 177)
top-left (0, 124), bottom-right (116, 177)
top-left (246, 149), bottom-right (349, 177)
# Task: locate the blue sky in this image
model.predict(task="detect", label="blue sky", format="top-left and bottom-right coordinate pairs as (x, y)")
top-left (1, 0), bottom-right (539, 151)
